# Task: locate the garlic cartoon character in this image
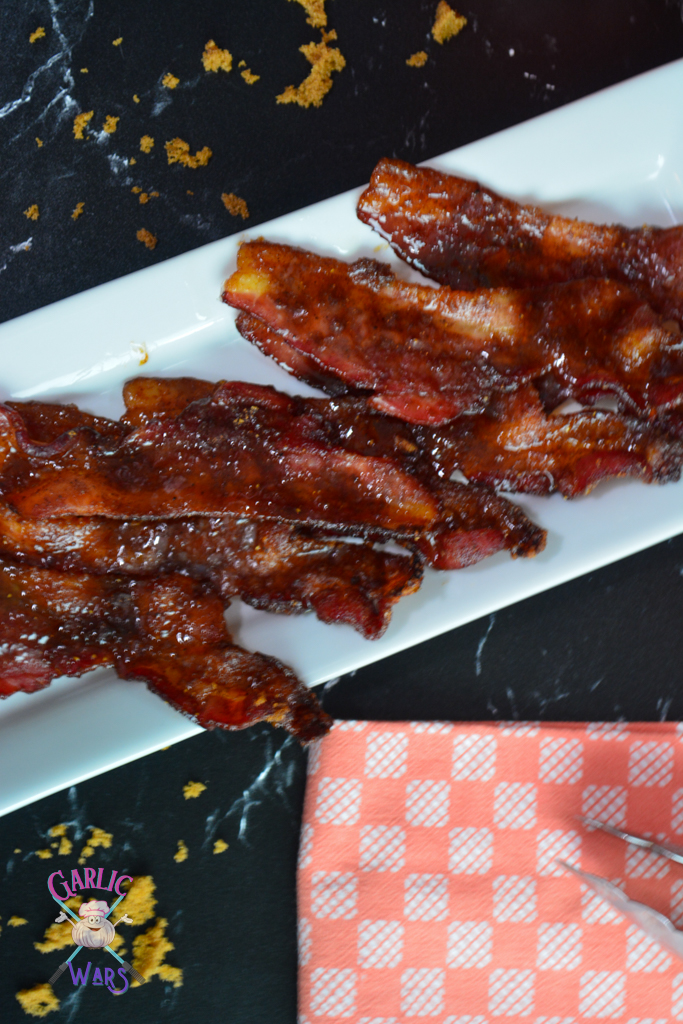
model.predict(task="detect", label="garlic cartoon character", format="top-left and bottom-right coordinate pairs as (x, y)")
top-left (54, 899), bottom-right (132, 949)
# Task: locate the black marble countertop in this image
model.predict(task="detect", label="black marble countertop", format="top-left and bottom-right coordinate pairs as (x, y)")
top-left (2, 2), bottom-right (683, 1021)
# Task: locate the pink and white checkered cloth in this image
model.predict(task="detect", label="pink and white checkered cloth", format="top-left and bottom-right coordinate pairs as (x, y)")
top-left (298, 720), bottom-right (683, 1022)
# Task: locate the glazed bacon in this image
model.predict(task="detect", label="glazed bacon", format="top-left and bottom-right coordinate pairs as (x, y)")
top-left (426, 388), bottom-right (683, 497)
top-left (0, 559), bottom-right (331, 741)
top-left (231, 324), bottom-right (683, 497)
top-left (223, 241), bottom-right (683, 425)
top-left (0, 501), bottom-right (422, 641)
top-left (0, 383), bottom-right (546, 568)
top-left (357, 157), bottom-right (683, 323)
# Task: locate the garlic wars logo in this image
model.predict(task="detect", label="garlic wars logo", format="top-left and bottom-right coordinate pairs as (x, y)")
top-left (47, 868), bottom-right (145, 993)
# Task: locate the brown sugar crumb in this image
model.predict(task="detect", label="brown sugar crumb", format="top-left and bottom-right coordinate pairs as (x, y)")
top-left (133, 93), bottom-right (140, 103)
top-left (289, 0), bottom-right (327, 28)
top-left (221, 192), bottom-right (249, 219)
top-left (9, 916), bottom-right (28, 926)
top-left (406, 51), bottom-right (428, 67)
top-left (15, 982), bottom-right (59, 1018)
top-left (131, 186), bottom-right (142, 193)
top-left (432, 1), bottom-right (467, 44)
top-left (48, 823), bottom-right (73, 853)
top-left (241, 68), bottom-right (260, 84)
top-left (186, 190), bottom-right (194, 195)
top-left (78, 825), bottom-right (112, 865)
top-left (29, 27), bottom-right (46, 43)
top-left (112, 37), bottom-right (123, 46)
top-left (202, 40), bottom-right (233, 74)
top-left (137, 228), bottom-right (157, 250)
top-left (162, 72), bottom-right (179, 89)
top-left (129, 157), bottom-right (136, 165)
top-left (116, 876), bottom-right (158, 926)
top-left (173, 840), bottom-right (188, 863)
top-left (182, 780), bottom-right (207, 799)
top-left (213, 839), bottom-right (229, 854)
top-left (102, 115), bottom-right (119, 134)
top-left (34, 897), bottom-right (80, 953)
top-left (80, 68), bottom-right (88, 73)
top-left (14, 848), bottom-right (21, 853)
top-left (73, 111), bottom-right (93, 140)
top-left (276, 29), bottom-right (345, 108)
top-left (130, 917), bottom-right (183, 988)
top-left (165, 137), bottom-right (212, 168)
top-left (139, 193), bottom-right (150, 204)
top-left (140, 135), bottom-right (154, 153)
top-left (34, 846), bottom-right (51, 857)
top-left (35, 137), bottom-right (43, 147)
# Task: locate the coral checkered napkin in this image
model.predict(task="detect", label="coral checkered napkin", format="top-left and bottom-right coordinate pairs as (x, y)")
top-left (297, 720), bottom-right (683, 1022)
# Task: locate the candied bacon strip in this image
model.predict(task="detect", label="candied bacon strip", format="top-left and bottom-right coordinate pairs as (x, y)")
top-left (223, 324), bottom-right (683, 497)
top-left (0, 388), bottom-right (438, 531)
top-left (357, 157), bottom-right (683, 322)
top-left (0, 383), bottom-right (546, 567)
top-left (427, 388), bottom-right (683, 497)
top-left (0, 501), bottom-right (422, 640)
top-left (120, 377), bottom-right (546, 565)
top-left (223, 241), bottom-right (683, 425)
top-left (0, 558), bottom-right (330, 741)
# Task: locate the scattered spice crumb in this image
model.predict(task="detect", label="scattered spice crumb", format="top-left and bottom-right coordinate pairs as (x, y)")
top-left (130, 918), bottom-right (183, 988)
top-left (137, 228), bottom-right (157, 250)
top-left (133, 93), bottom-right (140, 103)
top-left (140, 135), bottom-right (154, 153)
top-left (186, 190), bottom-right (194, 195)
top-left (131, 186), bottom-right (142, 193)
top-left (102, 115), bottom-right (119, 134)
top-left (241, 68), bottom-right (260, 84)
top-left (29, 27), bottom-right (46, 44)
top-left (73, 111), bottom-right (93, 140)
top-left (276, 29), bottom-right (345, 108)
top-left (289, 0), bottom-right (327, 28)
top-left (174, 840), bottom-right (188, 863)
top-left (15, 982), bottom-right (59, 1018)
top-left (221, 192), bottom-right (249, 219)
top-left (9, 916), bottom-right (28, 927)
top-left (14, 848), bottom-right (21, 853)
top-left (116, 876), bottom-right (157, 925)
top-left (80, 67), bottom-right (88, 73)
top-left (162, 72), bottom-right (179, 89)
top-left (139, 193), bottom-right (149, 204)
top-left (34, 847), bottom-right (51, 858)
top-left (213, 839), bottom-right (229, 854)
top-left (112, 37), bottom-right (123, 46)
top-left (165, 138), bottom-right (212, 168)
top-left (432, 1), bottom-right (467, 44)
top-left (129, 157), bottom-right (136, 165)
top-left (48, 823), bottom-right (73, 853)
top-left (202, 39), bottom-right (232, 74)
top-left (78, 826), bottom-right (112, 865)
top-left (182, 781), bottom-right (207, 799)
top-left (35, 137), bottom-right (43, 147)
top-left (406, 51), bottom-right (428, 67)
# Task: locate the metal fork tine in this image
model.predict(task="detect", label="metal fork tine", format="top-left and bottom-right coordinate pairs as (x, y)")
top-left (577, 815), bottom-right (683, 865)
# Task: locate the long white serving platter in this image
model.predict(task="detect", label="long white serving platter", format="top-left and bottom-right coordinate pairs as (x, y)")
top-left (1, 59), bottom-right (683, 817)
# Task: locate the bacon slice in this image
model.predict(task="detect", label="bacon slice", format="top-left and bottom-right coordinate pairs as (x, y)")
top-left (0, 560), bottom-right (331, 741)
top-left (0, 387), bottom-right (438, 531)
top-left (224, 241), bottom-right (683, 424)
top-left (0, 501), bottom-right (421, 640)
top-left (428, 388), bottom-right (683, 497)
top-left (233, 320), bottom-right (683, 497)
top-left (357, 157), bottom-right (683, 323)
top-left (0, 383), bottom-right (545, 567)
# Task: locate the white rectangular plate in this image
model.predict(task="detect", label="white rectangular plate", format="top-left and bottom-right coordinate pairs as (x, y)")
top-left (1, 60), bottom-right (683, 817)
